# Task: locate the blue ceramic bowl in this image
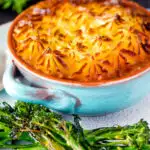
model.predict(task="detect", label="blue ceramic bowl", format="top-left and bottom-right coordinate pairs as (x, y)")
top-left (3, 6), bottom-right (150, 115)
top-left (3, 59), bottom-right (150, 115)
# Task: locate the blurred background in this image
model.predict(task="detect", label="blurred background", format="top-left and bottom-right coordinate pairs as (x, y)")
top-left (0, 0), bottom-right (149, 25)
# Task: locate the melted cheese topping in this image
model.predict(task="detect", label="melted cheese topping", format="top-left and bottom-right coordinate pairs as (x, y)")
top-left (12, 0), bottom-right (150, 82)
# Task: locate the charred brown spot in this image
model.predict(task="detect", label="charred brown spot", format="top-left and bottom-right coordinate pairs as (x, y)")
top-left (98, 36), bottom-right (112, 42)
top-left (58, 33), bottom-right (65, 40)
top-left (54, 29), bottom-right (60, 36)
top-left (89, 11), bottom-right (96, 16)
top-left (77, 14), bottom-right (82, 20)
top-left (102, 60), bottom-right (111, 65)
top-left (47, 59), bottom-right (50, 68)
top-left (97, 64), bottom-right (108, 73)
top-left (76, 29), bottom-right (82, 36)
top-left (73, 63), bottom-right (87, 75)
top-left (129, 27), bottom-right (134, 32)
top-left (54, 50), bottom-right (66, 58)
top-left (55, 56), bottom-right (68, 69)
top-left (128, 41), bottom-right (132, 47)
top-left (95, 52), bottom-right (100, 57)
top-left (120, 49), bottom-right (136, 56)
top-left (70, 0), bottom-right (89, 5)
top-left (144, 22), bottom-right (150, 31)
top-left (141, 43), bottom-right (150, 54)
top-left (135, 29), bottom-right (148, 39)
top-left (29, 15), bottom-right (43, 21)
top-left (77, 42), bottom-right (87, 51)
top-left (41, 39), bottom-right (49, 44)
top-left (115, 14), bottom-right (125, 24)
top-left (119, 52), bottom-right (127, 63)
top-left (37, 55), bottom-right (44, 65)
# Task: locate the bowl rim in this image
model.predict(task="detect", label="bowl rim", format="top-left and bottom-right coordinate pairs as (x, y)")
top-left (7, 0), bottom-right (150, 88)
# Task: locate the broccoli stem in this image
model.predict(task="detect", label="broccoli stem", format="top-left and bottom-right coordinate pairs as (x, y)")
top-left (0, 101), bottom-right (89, 150)
top-left (1, 101), bottom-right (150, 150)
top-left (85, 120), bottom-right (150, 149)
top-left (30, 121), bottom-right (88, 150)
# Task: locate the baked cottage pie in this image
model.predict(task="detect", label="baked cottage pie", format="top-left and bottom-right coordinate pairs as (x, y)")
top-left (11, 0), bottom-right (150, 82)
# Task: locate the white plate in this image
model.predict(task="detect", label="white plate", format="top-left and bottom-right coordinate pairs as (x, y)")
top-left (1, 22), bottom-right (150, 129)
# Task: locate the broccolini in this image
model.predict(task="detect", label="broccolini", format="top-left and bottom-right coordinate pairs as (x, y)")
top-left (0, 101), bottom-right (150, 150)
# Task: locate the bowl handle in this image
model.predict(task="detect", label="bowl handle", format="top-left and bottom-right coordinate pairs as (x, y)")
top-left (3, 63), bottom-right (80, 114)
